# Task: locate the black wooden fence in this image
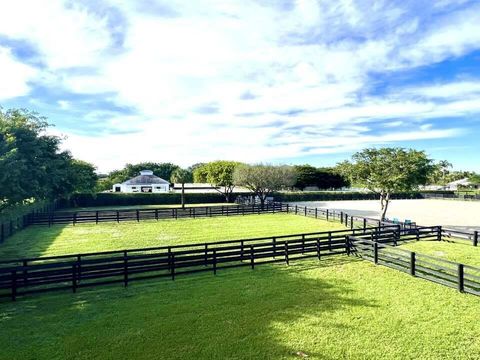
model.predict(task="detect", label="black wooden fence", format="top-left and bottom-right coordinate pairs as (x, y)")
top-left (285, 203), bottom-right (480, 247)
top-left (0, 226), bottom-right (402, 301)
top-left (348, 234), bottom-right (480, 296)
top-left (0, 202), bottom-right (59, 243)
top-left (27, 203), bottom-right (285, 226)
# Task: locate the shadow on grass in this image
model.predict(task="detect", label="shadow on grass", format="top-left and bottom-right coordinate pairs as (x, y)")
top-left (0, 224), bottom-right (69, 260)
top-left (0, 256), bottom-right (375, 359)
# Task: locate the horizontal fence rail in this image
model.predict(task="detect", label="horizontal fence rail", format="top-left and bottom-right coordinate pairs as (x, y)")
top-left (27, 203), bottom-right (285, 226)
top-left (348, 231), bottom-right (480, 296)
top-left (283, 202), bottom-right (479, 247)
top-left (0, 226), bottom-right (402, 301)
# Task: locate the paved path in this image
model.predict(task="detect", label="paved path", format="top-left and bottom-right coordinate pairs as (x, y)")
top-left (290, 199), bottom-right (480, 232)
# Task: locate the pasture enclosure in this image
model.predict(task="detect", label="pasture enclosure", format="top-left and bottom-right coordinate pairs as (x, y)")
top-left (0, 225), bottom-right (440, 301)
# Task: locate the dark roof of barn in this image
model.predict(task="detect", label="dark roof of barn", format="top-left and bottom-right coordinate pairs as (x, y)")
top-left (123, 175), bottom-right (170, 185)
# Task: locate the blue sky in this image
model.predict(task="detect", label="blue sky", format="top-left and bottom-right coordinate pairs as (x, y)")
top-left (0, 0), bottom-right (479, 172)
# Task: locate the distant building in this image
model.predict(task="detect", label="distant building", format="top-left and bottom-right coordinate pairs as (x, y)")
top-left (445, 178), bottom-right (473, 191)
top-left (112, 170), bottom-right (170, 193)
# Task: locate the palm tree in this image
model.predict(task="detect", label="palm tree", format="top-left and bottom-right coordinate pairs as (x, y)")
top-left (170, 169), bottom-right (193, 209)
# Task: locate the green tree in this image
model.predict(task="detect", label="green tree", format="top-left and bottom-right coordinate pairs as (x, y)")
top-left (294, 165), bottom-right (349, 190)
top-left (234, 164), bottom-right (297, 208)
top-left (0, 108), bottom-right (97, 211)
top-left (337, 148), bottom-right (434, 219)
top-left (170, 168), bottom-right (193, 208)
top-left (193, 161), bottom-right (242, 202)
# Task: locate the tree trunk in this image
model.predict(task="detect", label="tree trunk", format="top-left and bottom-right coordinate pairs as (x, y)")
top-left (181, 182), bottom-right (185, 209)
top-left (380, 192), bottom-right (390, 220)
top-left (259, 196), bottom-right (265, 210)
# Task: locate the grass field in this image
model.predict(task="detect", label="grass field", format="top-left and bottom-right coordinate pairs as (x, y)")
top-left (0, 213), bottom-right (346, 260)
top-left (2, 214), bottom-right (480, 359)
top-left (1, 257), bottom-right (479, 359)
top-left (400, 239), bottom-right (480, 267)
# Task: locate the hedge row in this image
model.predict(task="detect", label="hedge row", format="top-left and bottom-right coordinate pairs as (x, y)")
top-left (272, 190), bottom-right (456, 202)
top-left (65, 192), bottom-right (252, 208)
top-left (65, 190), bottom-right (457, 208)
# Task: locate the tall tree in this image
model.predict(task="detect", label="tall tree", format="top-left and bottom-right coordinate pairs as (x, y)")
top-left (170, 168), bottom-right (193, 208)
top-left (233, 164), bottom-right (297, 208)
top-left (337, 148), bottom-right (434, 220)
top-left (0, 108), bottom-right (97, 211)
top-left (193, 161), bottom-right (242, 202)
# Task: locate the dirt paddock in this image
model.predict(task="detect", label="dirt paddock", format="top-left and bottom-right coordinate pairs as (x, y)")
top-left (291, 199), bottom-right (480, 232)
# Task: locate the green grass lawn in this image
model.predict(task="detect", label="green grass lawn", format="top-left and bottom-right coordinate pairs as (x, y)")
top-left (400, 239), bottom-right (480, 267)
top-left (1, 256), bottom-right (479, 359)
top-left (0, 213), bottom-right (346, 260)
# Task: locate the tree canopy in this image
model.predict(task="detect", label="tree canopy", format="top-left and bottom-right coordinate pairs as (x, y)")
top-left (294, 165), bottom-right (349, 190)
top-left (0, 109), bottom-right (97, 211)
top-left (337, 148), bottom-right (434, 219)
top-left (233, 164), bottom-right (296, 207)
top-left (193, 161), bottom-right (242, 202)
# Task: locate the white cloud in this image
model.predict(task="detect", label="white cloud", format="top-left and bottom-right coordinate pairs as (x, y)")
top-left (1, 1), bottom-right (480, 171)
top-left (0, 47), bottom-right (37, 100)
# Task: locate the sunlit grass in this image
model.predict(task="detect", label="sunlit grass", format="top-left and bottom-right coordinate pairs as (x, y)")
top-left (0, 257), bottom-right (479, 359)
top-left (400, 239), bottom-right (480, 267)
top-left (0, 213), bottom-right (346, 259)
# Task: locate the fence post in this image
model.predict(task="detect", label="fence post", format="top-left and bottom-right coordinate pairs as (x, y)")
top-left (458, 264), bottom-right (464, 292)
top-left (374, 242), bottom-right (379, 264)
top-left (326, 209), bottom-right (329, 221)
top-left (213, 249), bottom-right (217, 275)
top-left (136, 210), bottom-right (139, 222)
top-left (302, 234), bottom-right (305, 254)
top-left (350, 216), bottom-right (353, 229)
top-left (316, 238), bottom-right (321, 260)
top-left (345, 236), bottom-right (350, 256)
top-left (272, 237), bottom-right (276, 259)
top-left (11, 270), bottom-right (17, 301)
top-left (155, 209), bottom-right (158, 221)
top-left (240, 241), bottom-right (244, 262)
top-left (286, 204), bottom-right (289, 213)
top-left (124, 251), bottom-right (128, 287)
top-left (304, 207), bottom-right (307, 216)
top-left (204, 244), bottom-right (209, 266)
top-left (169, 248), bottom-right (175, 280)
top-left (295, 205), bottom-right (298, 215)
top-left (416, 228), bottom-right (420, 241)
top-left (95, 211), bottom-right (99, 224)
top-left (284, 242), bottom-right (289, 265)
top-left (410, 252), bottom-right (416, 276)
top-left (340, 212), bottom-right (344, 225)
top-left (250, 245), bottom-right (255, 269)
top-left (72, 263), bottom-right (77, 293)
top-left (315, 208), bottom-right (318, 218)
top-left (328, 232), bottom-right (332, 252)
top-left (436, 226), bottom-right (442, 241)
top-left (474, 231), bottom-right (479, 247)
top-left (363, 218), bottom-right (367, 232)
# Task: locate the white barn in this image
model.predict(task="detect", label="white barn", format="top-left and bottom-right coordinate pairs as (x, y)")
top-left (113, 170), bottom-right (170, 193)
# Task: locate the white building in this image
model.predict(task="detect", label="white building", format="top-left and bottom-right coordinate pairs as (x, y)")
top-left (445, 178), bottom-right (472, 191)
top-left (113, 170), bottom-right (170, 193)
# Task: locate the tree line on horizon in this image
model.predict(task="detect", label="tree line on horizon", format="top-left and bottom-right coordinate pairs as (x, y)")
top-left (1, 108), bottom-right (479, 217)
